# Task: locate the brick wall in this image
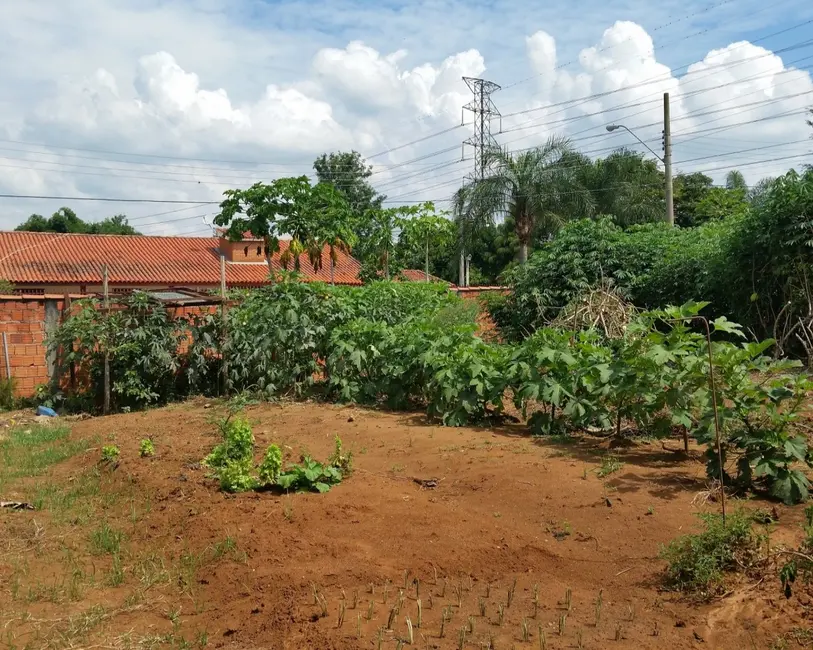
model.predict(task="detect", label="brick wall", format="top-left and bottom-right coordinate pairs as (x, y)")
top-left (0, 296), bottom-right (62, 396)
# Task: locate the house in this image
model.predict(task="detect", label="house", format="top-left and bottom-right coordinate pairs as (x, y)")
top-left (0, 231), bottom-right (362, 294)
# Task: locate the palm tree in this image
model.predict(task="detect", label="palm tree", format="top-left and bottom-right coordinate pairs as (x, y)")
top-left (453, 136), bottom-right (593, 264)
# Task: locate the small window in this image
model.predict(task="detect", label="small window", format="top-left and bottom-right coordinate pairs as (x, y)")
top-left (14, 287), bottom-right (44, 295)
top-left (256, 246), bottom-right (261, 256)
top-left (243, 246), bottom-right (248, 256)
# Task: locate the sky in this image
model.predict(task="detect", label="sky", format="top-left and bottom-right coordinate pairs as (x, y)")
top-left (0, 0), bottom-right (811, 235)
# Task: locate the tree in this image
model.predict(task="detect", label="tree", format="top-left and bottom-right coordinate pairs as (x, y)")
top-left (360, 206), bottom-right (405, 280)
top-left (672, 172), bottom-right (714, 227)
top-left (214, 178), bottom-right (312, 277)
top-left (313, 151), bottom-right (385, 215)
top-left (307, 183), bottom-right (357, 285)
top-left (453, 136), bottom-right (594, 264)
top-left (91, 214), bottom-right (140, 235)
top-left (397, 203), bottom-right (454, 281)
top-left (579, 149), bottom-right (664, 226)
top-left (15, 208), bottom-right (140, 234)
top-left (725, 170), bottom-right (748, 192)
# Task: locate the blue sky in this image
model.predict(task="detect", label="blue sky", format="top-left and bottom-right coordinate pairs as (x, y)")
top-left (0, 0), bottom-right (810, 232)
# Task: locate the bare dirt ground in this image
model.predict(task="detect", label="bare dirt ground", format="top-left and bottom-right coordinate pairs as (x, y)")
top-left (1, 400), bottom-right (811, 649)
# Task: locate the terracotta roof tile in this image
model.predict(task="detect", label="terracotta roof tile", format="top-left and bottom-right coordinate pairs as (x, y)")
top-left (399, 269), bottom-right (454, 285)
top-left (0, 231), bottom-right (362, 286)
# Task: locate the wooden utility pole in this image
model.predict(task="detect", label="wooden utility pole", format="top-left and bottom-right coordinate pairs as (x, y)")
top-left (663, 92), bottom-right (674, 227)
top-left (102, 264), bottom-right (110, 414)
top-left (220, 255), bottom-right (229, 396)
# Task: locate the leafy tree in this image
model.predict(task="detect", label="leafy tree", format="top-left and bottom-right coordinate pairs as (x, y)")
top-left (397, 203), bottom-right (454, 281)
top-left (91, 214), bottom-right (140, 235)
top-left (358, 206), bottom-right (411, 280)
top-left (693, 186), bottom-right (749, 223)
top-left (673, 172), bottom-right (714, 227)
top-left (453, 136), bottom-right (593, 264)
top-left (725, 170), bottom-right (748, 192)
top-left (214, 178), bottom-right (312, 277)
top-left (307, 183), bottom-right (357, 284)
top-left (313, 151), bottom-right (384, 215)
top-left (15, 208), bottom-right (140, 235)
top-left (579, 149), bottom-right (664, 225)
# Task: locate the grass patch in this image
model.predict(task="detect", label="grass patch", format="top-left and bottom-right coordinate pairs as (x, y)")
top-left (660, 510), bottom-right (762, 598)
top-left (90, 522), bottom-right (125, 555)
top-left (0, 425), bottom-right (91, 489)
top-left (596, 455), bottom-right (623, 478)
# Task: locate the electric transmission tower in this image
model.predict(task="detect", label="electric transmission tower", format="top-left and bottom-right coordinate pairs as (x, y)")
top-left (462, 77), bottom-right (502, 182)
top-left (458, 77), bottom-right (501, 286)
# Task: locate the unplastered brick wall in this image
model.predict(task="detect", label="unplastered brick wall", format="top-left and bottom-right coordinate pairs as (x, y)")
top-left (0, 297), bottom-right (57, 396)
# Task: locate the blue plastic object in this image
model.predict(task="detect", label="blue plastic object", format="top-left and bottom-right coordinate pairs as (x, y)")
top-left (36, 406), bottom-right (57, 417)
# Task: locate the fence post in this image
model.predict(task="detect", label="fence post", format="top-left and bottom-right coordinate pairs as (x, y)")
top-left (102, 265), bottom-right (110, 415)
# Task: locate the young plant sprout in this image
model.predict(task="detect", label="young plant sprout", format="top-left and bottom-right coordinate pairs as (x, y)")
top-left (387, 607), bottom-right (397, 630)
top-left (577, 629), bottom-right (584, 649)
top-left (311, 582), bottom-right (318, 605)
top-left (485, 582), bottom-right (491, 598)
top-left (406, 616), bottom-right (414, 644)
top-left (468, 615), bottom-right (474, 633)
top-left (357, 613), bottom-right (361, 639)
top-left (337, 600), bottom-right (346, 627)
top-left (441, 579), bottom-right (447, 598)
top-left (615, 623), bottom-right (623, 641)
top-left (318, 594), bottom-right (328, 618)
top-left (416, 599), bottom-right (422, 627)
top-left (352, 589), bottom-right (359, 609)
top-left (538, 626), bottom-right (547, 650)
top-left (415, 578), bottom-right (420, 599)
top-left (521, 617), bottom-right (530, 642)
top-left (507, 578), bottom-right (517, 607)
top-left (478, 597), bottom-right (486, 617)
top-left (498, 603), bottom-right (505, 626)
top-left (403, 569), bottom-right (410, 589)
top-left (377, 628), bottom-right (383, 650)
top-left (458, 627), bottom-right (466, 650)
top-left (559, 614), bottom-right (567, 636)
top-left (367, 600), bottom-right (374, 621)
top-left (565, 588), bottom-right (572, 611)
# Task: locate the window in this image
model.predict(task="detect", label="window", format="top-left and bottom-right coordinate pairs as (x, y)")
top-left (256, 246), bottom-right (261, 256)
top-left (14, 287), bottom-right (44, 295)
top-left (243, 246), bottom-right (248, 257)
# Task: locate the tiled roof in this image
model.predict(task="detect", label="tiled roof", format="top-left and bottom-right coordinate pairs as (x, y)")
top-left (0, 231), bottom-right (362, 286)
top-left (399, 269), bottom-right (454, 285)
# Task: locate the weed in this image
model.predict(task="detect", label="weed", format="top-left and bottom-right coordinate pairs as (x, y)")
top-left (660, 511), bottom-right (761, 597)
top-left (134, 553), bottom-right (170, 588)
top-left (647, 505), bottom-right (655, 516)
top-left (596, 455), bottom-right (623, 478)
top-left (139, 439), bottom-right (155, 457)
top-left (90, 522), bottom-right (124, 555)
top-left (196, 629), bottom-right (209, 647)
top-left (107, 553), bottom-right (125, 586)
top-left (391, 464), bottom-right (406, 473)
top-left (210, 536), bottom-right (246, 563)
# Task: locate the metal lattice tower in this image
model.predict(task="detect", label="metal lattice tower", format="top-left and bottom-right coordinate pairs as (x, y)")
top-left (462, 77), bottom-right (501, 182)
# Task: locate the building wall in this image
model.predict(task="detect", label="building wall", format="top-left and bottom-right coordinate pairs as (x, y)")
top-left (0, 297), bottom-right (61, 395)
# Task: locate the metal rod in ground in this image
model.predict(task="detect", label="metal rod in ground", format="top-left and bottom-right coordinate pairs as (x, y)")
top-left (102, 264), bottom-right (110, 415)
top-left (698, 315), bottom-right (727, 525)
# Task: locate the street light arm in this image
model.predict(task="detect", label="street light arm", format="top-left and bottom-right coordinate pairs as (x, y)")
top-left (606, 124), bottom-right (664, 163)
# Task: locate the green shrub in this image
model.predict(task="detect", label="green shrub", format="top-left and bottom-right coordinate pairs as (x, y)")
top-left (0, 377), bottom-right (15, 411)
top-left (277, 456), bottom-right (344, 493)
top-left (101, 445), bottom-right (120, 463)
top-left (203, 416), bottom-right (256, 493)
top-left (139, 439), bottom-right (155, 457)
top-left (258, 444), bottom-right (282, 486)
top-left (660, 511), bottom-right (761, 597)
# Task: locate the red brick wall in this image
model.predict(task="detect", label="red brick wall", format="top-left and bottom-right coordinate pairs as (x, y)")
top-left (0, 298), bottom-right (57, 396)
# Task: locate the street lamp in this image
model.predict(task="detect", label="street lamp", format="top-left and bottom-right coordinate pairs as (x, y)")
top-left (605, 124), bottom-right (664, 163)
top-left (605, 93), bottom-right (674, 226)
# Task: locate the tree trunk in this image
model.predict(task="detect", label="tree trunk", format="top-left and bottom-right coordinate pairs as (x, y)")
top-left (384, 249), bottom-right (390, 280)
top-left (263, 235), bottom-right (275, 282)
top-left (518, 241), bottom-right (529, 265)
top-left (330, 246), bottom-right (335, 286)
top-left (425, 237), bottom-right (430, 282)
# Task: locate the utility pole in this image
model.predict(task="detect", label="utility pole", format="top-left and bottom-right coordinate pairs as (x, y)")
top-left (663, 92), bottom-right (674, 227)
top-left (460, 76), bottom-right (501, 287)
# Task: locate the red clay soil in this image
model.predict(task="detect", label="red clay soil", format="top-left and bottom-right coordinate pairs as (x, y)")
top-left (1, 400), bottom-right (811, 649)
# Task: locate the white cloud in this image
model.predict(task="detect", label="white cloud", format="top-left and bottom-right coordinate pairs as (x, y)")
top-left (0, 0), bottom-right (809, 231)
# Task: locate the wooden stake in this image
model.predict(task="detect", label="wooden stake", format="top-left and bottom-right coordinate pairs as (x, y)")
top-left (102, 264), bottom-right (110, 415)
top-left (219, 255), bottom-right (229, 396)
